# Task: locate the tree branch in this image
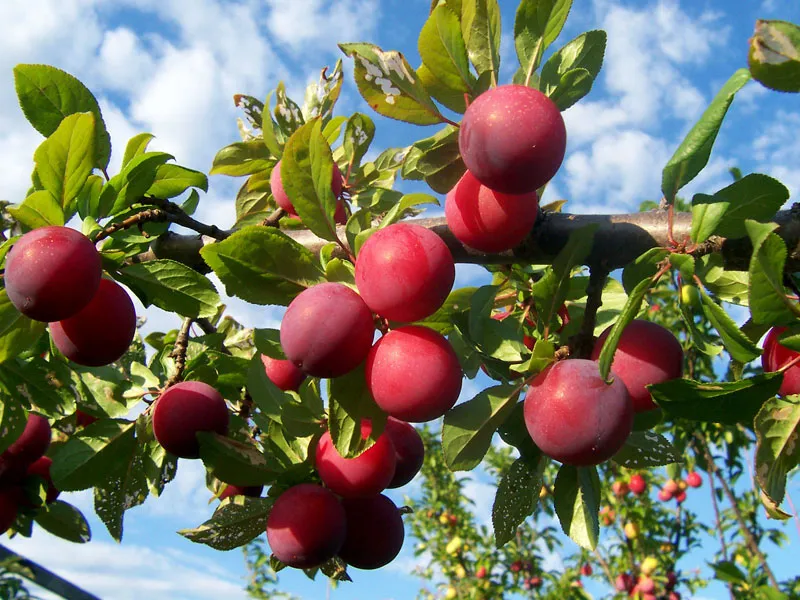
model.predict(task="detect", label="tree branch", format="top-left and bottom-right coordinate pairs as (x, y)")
top-left (122, 208), bottom-right (800, 272)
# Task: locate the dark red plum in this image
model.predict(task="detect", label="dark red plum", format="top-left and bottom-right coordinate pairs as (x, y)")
top-left (339, 494), bottom-right (405, 570)
top-left (384, 417), bottom-right (425, 488)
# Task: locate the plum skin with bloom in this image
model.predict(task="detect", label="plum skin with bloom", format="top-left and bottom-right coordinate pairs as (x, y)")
top-left (338, 494), bottom-right (405, 570)
top-left (523, 359), bottom-right (633, 466)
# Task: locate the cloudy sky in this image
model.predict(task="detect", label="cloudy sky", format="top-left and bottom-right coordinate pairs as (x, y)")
top-left (1, 0), bottom-right (799, 598)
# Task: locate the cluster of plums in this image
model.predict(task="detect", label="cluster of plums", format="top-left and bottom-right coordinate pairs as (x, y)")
top-left (5, 226), bottom-right (137, 366)
top-left (0, 413), bottom-right (58, 534)
top-left (445, 84), bottom-right (567, 253)
top-left (524, 319), bottom-right (684, 466)
top-left (615, 566), bottom-right (681, 600)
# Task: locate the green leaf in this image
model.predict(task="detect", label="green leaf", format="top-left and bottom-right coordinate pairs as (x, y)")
top-left (302, 60), bottom-right (344, 122)
top-left (253, 330), bottom-right (285, 360)
top-left (0, 290), bottom-right (46, 365)
top-left (661, 69), bottom-right (751, 203)
top-left (0, 358), bottom-right (76, 417)
top-left (116, 260), bottom-right (220, 319)
top-left (339, 43), bottom-right (445, 125)
top-left (7, 191), bottom-right (64, 230)
top-left (76, 175), bottom-right (105, 221)
top-left (747, 220), bottom-right (799, 326)
top-left (147, 164), bottom-right (209, 199)
top-left (33, 112), bottom-right (95, 210)
top-left (210, 141), bottom-right (272, 177)
top-left (328, 364), bottom-right (386, 458)
top-left (710, 561), bottom-right (748, 584)
top-left (748, 20), bottom-right (800, 93)
top-left (419, 4), bottom-right (475, 95)
top-left (121, 133), bottom-right (154, 168)
top-left (246, 355), bottom-right (288, 421)
top-left (273, 82), bottom-right (305, 136)
top-left (754, 396), bottom-right (800, 512)
top-left (401, 125), bottom-right (465, 194)
top-left (697, 254), bottom-right (749, 306)
top-left (179, 497), bottom-right (274, 551)
top-left (461, 0), bottom-right (502, 82)
top-left (343, 113), bottom-right (375, 168)
top-left (13, 64), bottom-right (111, 169)
top-left (442, 384), bottom-right (520, 471)
top-left (554, 465), bottom-right (600, 550)
top-left (691, 174), bottom-right (789, 242)
top-left (281, 120), bottom-right (340, 242)
top-left (698, 287), bottom-right (761, 363)
top-left (200, 226), bottom-right (326, 306)
top-left (197, 432), bottom-right (281, 486)
top-left (514, 0), bottom-right (572, 85)
top-left (612, 431), bottom-right (681, 469)
top-left (540, 30), bottom-right (606, 110)
top-left (34, 501), bottom-right (91, 543)
top-left (597, 277), bottom-right (651, 380)
top-left (0, 399), bottom-right (27, 455)
top-left (415, 287), bottom-right (477, 335)
top-left (492, 453), bottom-right (547, 547)
top-left (621, 248), bottom-right (669, 295)
top-left (50, 419), bottom-right (137, 491)
top-left (378, 193), bottom-right (439, 230)
top-left (101, 152), bottom-right (174, 218)
top-left (532, 225), bottom-right (596, 334)
top-left (650, 374), bottom-right (782, 425)
top-left (418, 63), bottom-right (469, 113)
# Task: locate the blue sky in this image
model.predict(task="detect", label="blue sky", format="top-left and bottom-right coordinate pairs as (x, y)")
top-left (1, 0), bottom-right (800, 598)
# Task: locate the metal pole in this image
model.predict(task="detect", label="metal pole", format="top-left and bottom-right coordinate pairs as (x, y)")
top-left (0, 545), bottom-right (101, 600)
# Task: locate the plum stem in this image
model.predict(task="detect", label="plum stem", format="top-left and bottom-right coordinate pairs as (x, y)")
top-left (260, 207), bottom-right (286, 227)
top-left (570, 265), bottom-right (608, 359)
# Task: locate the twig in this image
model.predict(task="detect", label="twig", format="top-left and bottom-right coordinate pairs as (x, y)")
top-left (695, 434), bottom-right (780, 590)
top-left (146, 197), bottom-right (229, 241)
top-left (164, 317), bottom-right (193, 388)
top-left (570, 265), bottom-right (608, 359)
top-left (195, 318), bottom-right (232, 355)
top-left (260, 208), bottom-right (285, 227)
top-left (94, 208), bottom-right (169, 243)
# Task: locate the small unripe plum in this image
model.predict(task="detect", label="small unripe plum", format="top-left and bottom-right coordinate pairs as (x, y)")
top-left (355, 223), bottom-right (455, 323)
top-left (270, 159), bottom-right (343, 217)
top-left (675, 490), bottom-right (687, 504)
top-left (261, 355), bottom-right (305, 391)
top-left (580, 563), bottom-right (593, 576)
top-left (218, 483), bottom-right (263, 501)
top-left (612, 480), bottom-right (629, 497)
top-left (445, 170), bottom-right (538, 253)
top-left (280, 283), bottom-right (375, 378)
top-left (315, 421), bottom-right (396, 497)
top-left (0, 490), bottom-right (18, 534)
top-left (152, 381), bottom-right (229, 459)
top-left (339, 494), bottom-right (405, 570)
top-left (686, 471), bottom-right (702, 488)
top-left (266, 483), bottom-right (346, 569)
top-left (49, 278), bottom-right (137, 367)
top-left (524, 359), bottom-right (633, 466)
top-left (384, 417), bottom-right (425, 488)
top-left (638, 575), bottom-right (656, 594)
top-left (476, 566), bottom-right (488, 579)
top-left (663, 479), bottom-right (679, 495)
top-left (629, 474), bottom-right (647, 495)
top-left (366, 326), bottom-right (462, 423)
top-left (3, 413), bottom-right (51, 466)
top-left (458, 85), bottom-right (567, 195)
top-left (591, 319), bottom-right (683, 412)
top-left (658, 488), bottom-right (673, 502)
top-left (761, 326), bottom-right (800, 396)
top-left (25, 456), bottom-right (59, 504)
top-left (5, 226), bottom-right (101, 322)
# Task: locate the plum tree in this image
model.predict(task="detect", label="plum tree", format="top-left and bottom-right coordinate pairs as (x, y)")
top-left (280, 282), bottom-right (374, 378)
top-left (265, 483), bottom-right (346, 569)
top-left (445, 170), bottom-right (539, 253)
top-left (591, 319), bottom-right (683, 412)
top-left (458, 85), bottom-right (567, 194)
top-left (4, 226), bottom-right (101, 322)
top-left (366, 326), bottom-right (462, 423)
top-left (218, 484), bottom-right (263, 500)
top-left (152, 381), bottom-right (229, 458)
top-left (49, 278), bottom-right (137, 367)
top-left (314, 421), bottom-right (396, 497)
top-left (384, 417), bottom-right (425, 488)
top-left (23, 456), bottom-right (59, 505)
top-left (261, 355), bottom-right (305, 391)
top-left (355, 223), bottom-right (455, 323)
top-left (761, 326), bottom-right (800, 396)
top-left (524, 360), bottom-right (633, 466)
top-left (270, 159), bottom-right (343, 218)
top-left (338, 494), bottom-right (405, 570)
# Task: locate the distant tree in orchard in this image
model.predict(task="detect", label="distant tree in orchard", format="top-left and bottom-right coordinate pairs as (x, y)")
top-left (0, 1), bottom-right (799, 599)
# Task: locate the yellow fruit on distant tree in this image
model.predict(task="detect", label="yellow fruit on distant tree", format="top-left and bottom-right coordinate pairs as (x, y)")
top-left (624, 522), bottom-right (640, 539)
top-left (446, 536), bottom-right (463, 555)
top-left (640, 556), bottom-right (658, 576)
top-left (445, 586), bottom-right (458, 599)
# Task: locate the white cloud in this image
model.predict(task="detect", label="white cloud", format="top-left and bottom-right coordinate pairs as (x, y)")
top-left (5, 532), bottom-right (247, 600)
top-left (752, 110), bottom-right (800, 199)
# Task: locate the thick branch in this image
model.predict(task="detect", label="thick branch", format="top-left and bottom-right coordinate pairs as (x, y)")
top-left (125, 209), bottom-right (800, 271)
